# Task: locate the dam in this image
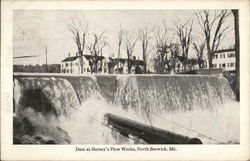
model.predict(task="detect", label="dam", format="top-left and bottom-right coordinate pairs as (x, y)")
top-left (13, 73), bottom-right (239, 144)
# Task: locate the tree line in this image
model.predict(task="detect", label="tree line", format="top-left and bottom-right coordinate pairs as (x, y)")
top-left (13, 64), bottom-right (61, 73)
top-left (68, 10), bottom-right (238, 74)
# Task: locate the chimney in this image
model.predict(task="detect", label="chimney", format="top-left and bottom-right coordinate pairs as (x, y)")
top-left (133, 56), bottom-right (136, 60)
top-left (68, 53), bottom-right (70, 57)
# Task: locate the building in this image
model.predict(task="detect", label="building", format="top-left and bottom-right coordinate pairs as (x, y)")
top-left (61, 53), bottom-right (91, 74)
top-left (130, 58), bottom-right (145, 74)
top-left (212, 50), bottom-right (236, 72)
top-left (61, 53), bottom-right (124, 74)
top-left (112, 57), bottom-right (145, 74)
top-left (83, 55), bottom-right (108, 74)
top-left (61, 54), bottom-right (98, 74)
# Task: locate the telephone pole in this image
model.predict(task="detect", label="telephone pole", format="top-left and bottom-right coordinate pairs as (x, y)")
top-left (45, 46), bottom-right (48, 72)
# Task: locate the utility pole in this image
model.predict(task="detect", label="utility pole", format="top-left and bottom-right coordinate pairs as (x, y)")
top-left (45, 46), bottom-right (48, 72)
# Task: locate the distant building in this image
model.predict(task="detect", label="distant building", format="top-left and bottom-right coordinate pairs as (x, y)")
top-left (174, 56), bottom-right (185, 73)
top-left (130, 57), bottom-right (145, 74)
top-left (61, 53), bottom-right (144, 74)
top-left (212, 50), bottom-right (236, 73)
top-left (61, 53), bottom-right (105, 74)
top-left (112, 57), bottom-right (145, 74)
top-left (61, 53), bottom-right (91, 74)
top-left (83, 55), bottom-right (108, 74)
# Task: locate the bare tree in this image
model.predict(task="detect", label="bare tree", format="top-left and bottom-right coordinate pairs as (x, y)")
top-left (87, 32), bottom-right (107, 73)
top-left (154, 21), bottom-right (169, 73)
top-left (117, 25), bottom-right (124, 70)
top-left (118, 24), bottom-right (124, 59)
top-left (195, 10), bottom-right (230, 68)
top-left (125, 31), bottom-right (137, 73)
top-left (138, 26), bottom-right (151, 73)
top-left (68, 19), bottom-right (88, 74)
top-left (193, 41), bottom-right (206, 68)
top-left (174, 20), bottom-right (193, 70)
top-left (167, 43), bottom-right (181, 71)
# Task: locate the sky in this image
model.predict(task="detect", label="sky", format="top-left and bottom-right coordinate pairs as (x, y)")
top-left (13, 10), bottom-right (235, 65)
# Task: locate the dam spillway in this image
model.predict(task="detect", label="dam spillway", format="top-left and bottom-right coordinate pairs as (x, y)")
top-left (13, 73), bottom-right (239, 144)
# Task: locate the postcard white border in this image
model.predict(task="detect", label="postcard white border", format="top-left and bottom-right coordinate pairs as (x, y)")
top-left (1, 0), bottom-right (249, 160)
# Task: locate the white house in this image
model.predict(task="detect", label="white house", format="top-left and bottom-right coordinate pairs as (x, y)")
top-left (212, 50), bottom-right (236, 72)
top-left (61, 54), bottom-right (110, 74)
top-left (61, 54), bottom-right (91, 74)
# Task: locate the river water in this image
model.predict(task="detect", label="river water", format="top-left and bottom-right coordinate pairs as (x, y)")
top-left (13, 74), bottom-right (239, 144)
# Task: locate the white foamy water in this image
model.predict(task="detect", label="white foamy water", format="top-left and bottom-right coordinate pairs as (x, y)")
top-left (14, 75), bottom-right (239, 144)
top-left (57, 97), bottom-right (239, 144)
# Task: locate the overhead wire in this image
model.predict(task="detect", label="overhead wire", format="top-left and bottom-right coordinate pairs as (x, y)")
top-left (150, 112), bottom-right (225, 144)
top-left (72, 107), bottom-right (146, 144)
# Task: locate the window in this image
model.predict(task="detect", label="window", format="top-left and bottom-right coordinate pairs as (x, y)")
top-left (230, 62), bottom-right (235, 67)
top-left (219, 64), bottom-right (221, 68)
top-left (220, 54), bottom-right (222, 58)
top-left (223, 54), bottom-right (225, 58)
top-left (227, 53), bottom-right (235, 57)
top-left (87, 68), bottom-right (90, 72)
top-left (84, 68), bottom-right (86, 72)
top-left (213, 64), bottom-right (217, 68)
top-left (227, 63), bottom-right (230, 67)
top-left (222, 63), bottom-right (226, 67)
top-left (66, 63), bottom-right (68, 67)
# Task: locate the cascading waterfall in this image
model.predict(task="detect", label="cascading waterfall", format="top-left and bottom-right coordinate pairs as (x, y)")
top-left (114, 75), bottom-right (235, 113)
top-left (13, 74), bottom-right (239, 144)
top-left (14, 77), bottom-right (80, 117)
top-left (63, 76), bottom-right (103, 103)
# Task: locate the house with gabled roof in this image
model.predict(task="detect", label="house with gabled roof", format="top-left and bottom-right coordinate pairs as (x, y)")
top-left (112, 56), bottom-right (145, 74)
top-left (61, 53), bottom-right (110, 74)
top-left (61, 53), bottom-right (92, 74)
top-left (61, 53), bottom-right (145, 74)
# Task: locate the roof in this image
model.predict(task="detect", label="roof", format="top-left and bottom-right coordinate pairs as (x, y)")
top-left (108, 58), bottom-right (145, 66)
top-left (130, 59), bottom-right (145, 66)
top-left (61, 54), bottom-right (145, 66)
top-left (61, 56), bottom-right (79, 62)
top-left (83, 55), bottom-right (105, 61)
top-left (61, 55), bottom-right (105, 62)
top-left (106, 57), bottom-right (118, 68)
top-left (214, 48), bottom-right (235, 54)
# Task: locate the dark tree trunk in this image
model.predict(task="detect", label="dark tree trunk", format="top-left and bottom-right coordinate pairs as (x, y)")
top-left (142, 49), bottom-right (147, 74)
top-left (79, 51), bottom-right (83, 74)
top-left (208, 53), bottom-right (213, 69)
top-left (232, 9), bottom-right (240, 101)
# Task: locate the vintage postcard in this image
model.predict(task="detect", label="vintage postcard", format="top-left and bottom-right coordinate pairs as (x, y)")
top-left (1, 0), bottom-right (249, 160)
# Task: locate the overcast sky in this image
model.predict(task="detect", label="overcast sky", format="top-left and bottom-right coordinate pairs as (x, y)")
top-left (13, 10), bottom-right (235, 65)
